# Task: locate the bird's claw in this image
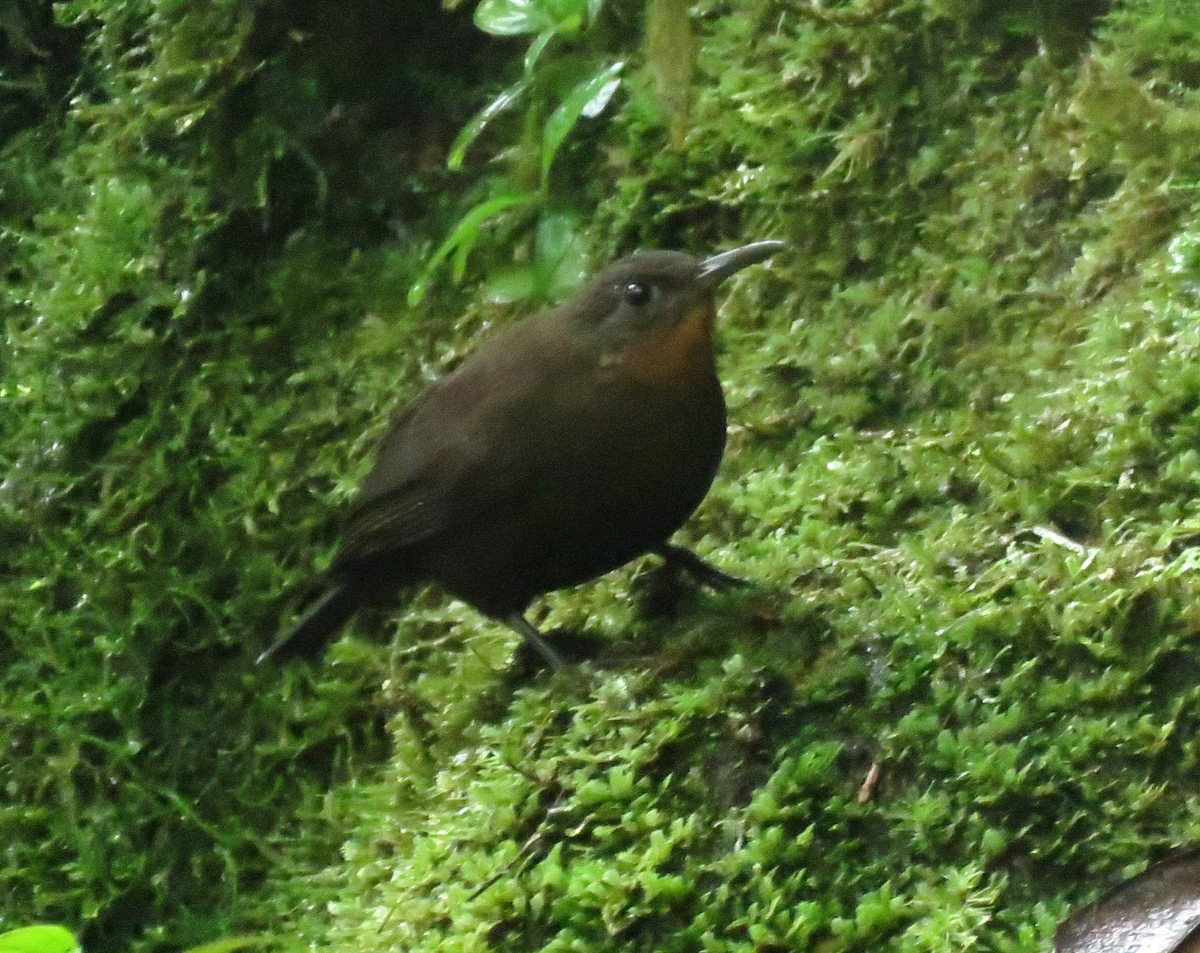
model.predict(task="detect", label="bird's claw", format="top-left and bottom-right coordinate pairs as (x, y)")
top-left (654, 543), bottom-right (749, 592)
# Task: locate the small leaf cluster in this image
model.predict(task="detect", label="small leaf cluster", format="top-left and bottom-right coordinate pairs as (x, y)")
top-left (411, 0), bottom-right (624, 306)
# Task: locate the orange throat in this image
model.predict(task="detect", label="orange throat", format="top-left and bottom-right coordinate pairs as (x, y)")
top-left (606, 303), bottom-right (717, 387)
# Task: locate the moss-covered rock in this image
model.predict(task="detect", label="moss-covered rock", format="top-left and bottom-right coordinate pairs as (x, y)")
top-left (5, 0), bottom-right (1200, 951)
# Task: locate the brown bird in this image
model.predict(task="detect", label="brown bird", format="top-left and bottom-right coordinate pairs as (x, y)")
top-left (259, 240), bottom-right (784, 669)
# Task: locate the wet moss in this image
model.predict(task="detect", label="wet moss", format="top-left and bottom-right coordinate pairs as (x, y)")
top-left (6, 1), bottom-right (1200, 951)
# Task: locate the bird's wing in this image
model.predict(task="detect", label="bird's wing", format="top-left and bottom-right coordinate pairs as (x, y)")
top-left (331, 391), bottom-right (469, 568)
top-left (334, 479), bottom-right (447, 567)
top-left (332, 315), bottom-right (581, 569)
top-left (332, 396), bottom-right (441, 564)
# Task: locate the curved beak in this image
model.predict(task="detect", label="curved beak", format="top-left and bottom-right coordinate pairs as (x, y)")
top-left (697, 240), bottom-right (785, 290)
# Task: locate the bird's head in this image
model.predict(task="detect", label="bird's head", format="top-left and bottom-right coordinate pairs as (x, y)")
top-left (570, 241), bottom-right (785, 355)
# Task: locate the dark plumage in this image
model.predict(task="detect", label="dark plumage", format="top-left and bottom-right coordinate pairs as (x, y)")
top-left (260, 241), bottom-right (784, 668)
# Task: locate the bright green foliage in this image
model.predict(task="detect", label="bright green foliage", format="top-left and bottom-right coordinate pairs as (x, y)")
top-left (412, 0), bottom-right (621, 306)
top-left (5, 1), bottom-right (1200, 952)
top-left (0, 926), bottom-right (80, 953)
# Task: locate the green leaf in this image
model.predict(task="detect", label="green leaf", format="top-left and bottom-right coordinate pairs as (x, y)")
top-left (475, 0), bottom-right (586, 37)
top-left (534, 209), bottom-right (589, 300)
top-left (481, 264), bottom-right (537, 304)
top-left (547, 0), bottom-right (588, 20)
top-left (546, 0), bottom-right (588, 28)
top-left (479, 207), bottom-right (587, 305)
top-left (408, 192), bottom-right (540, 306)
top-left (524, 31), bottom-right (555, 72)
top-left (541, 61), bottom-right (624, 184)
top-left (448, 79), bottom-right (529, 170)
top-left (474, 0), bottom-right (553, 36)
top-left (0, 926), bottom-right (79, 953)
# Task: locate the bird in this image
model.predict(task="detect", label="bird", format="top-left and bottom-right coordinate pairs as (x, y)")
top-left (259, 239), bottom-right (784, 669)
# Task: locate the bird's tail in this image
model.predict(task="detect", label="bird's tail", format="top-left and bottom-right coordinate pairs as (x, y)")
top-left (257, 583), bottom-right (359, 664)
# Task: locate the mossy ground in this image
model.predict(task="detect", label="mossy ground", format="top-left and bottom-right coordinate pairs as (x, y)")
top-left (4, 1), bottom-right (1200, 951)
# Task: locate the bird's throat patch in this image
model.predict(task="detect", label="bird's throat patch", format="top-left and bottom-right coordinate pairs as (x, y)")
top-left (605, 303), bottom-right (716, 386)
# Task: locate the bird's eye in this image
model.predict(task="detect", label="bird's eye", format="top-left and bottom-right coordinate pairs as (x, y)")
top-left (625, 282), bottom-right (652, 306)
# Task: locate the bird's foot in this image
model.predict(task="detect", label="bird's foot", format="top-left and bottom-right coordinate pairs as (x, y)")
top-left (654, 543), bottom-right (749, 592)
top-left (505, 613), bottom-right (568, 671)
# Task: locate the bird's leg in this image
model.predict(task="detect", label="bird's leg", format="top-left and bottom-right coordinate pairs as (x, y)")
top-left (505, 612), bottom-right (567, 671)
top-left (654, 543), bottom-right (748, 591)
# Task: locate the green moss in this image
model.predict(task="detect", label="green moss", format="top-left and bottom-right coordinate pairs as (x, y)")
top-left (1, 1), bottom-right (489, 950)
